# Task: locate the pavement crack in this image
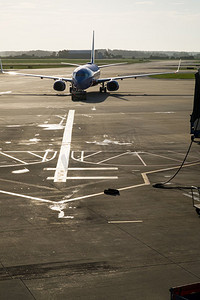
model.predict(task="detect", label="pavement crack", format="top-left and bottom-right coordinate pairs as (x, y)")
top-left (21, 279), bottom-right (37, 300)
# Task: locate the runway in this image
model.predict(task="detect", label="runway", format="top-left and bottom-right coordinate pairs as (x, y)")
top-left (0, 61), bottom-right (199, 299)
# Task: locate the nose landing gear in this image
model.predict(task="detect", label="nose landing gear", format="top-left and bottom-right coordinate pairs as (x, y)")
top-left (71, 90), bottom-right (87, 101)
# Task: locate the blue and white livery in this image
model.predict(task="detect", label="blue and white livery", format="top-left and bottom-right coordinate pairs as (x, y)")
top-left (0, 31), bottom-right (181, 98)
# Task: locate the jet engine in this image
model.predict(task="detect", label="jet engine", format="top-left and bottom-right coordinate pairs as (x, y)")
top-left (106, 80), bottom-right (119, 91)
top-left (53, 80), bottom-right (66, 91)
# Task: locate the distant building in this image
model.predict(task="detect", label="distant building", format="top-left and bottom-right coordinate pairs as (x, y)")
top-left (66, 50), bottom-right (102, 59)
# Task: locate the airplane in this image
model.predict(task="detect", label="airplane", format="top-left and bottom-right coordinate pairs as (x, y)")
top-left (0, 31), bottom-right (181, 100)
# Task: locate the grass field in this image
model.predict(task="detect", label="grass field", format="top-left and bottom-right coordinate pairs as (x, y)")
top-left (150, 72), bottom-right (195, 79)
top-left (0, 58), bottom-right (146, 69)
top-left (0, 58), bottom-right (197, 79)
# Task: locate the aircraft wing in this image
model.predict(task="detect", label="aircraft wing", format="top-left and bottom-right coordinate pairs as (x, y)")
top-left (98, 60), bottom-right (181, 83)
top-left (2, 70), bottom-right (72, 82)
top-left (0, 61), bottom-right (72, 82)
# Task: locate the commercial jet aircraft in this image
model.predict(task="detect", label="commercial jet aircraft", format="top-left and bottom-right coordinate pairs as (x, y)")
top-left (0, 32), bottom-right (181, 100)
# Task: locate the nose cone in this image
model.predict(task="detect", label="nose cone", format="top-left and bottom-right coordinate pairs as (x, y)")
top-left (73, 68), bottom-right (93, 90)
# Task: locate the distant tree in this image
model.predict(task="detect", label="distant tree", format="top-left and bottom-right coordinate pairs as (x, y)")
top-left (52, 51), bottom-right (57, 57)
top-left (114, 55), bottom-right (123, 59)
top-left (57, 50), bottom-right (69, 58)
top-left (180, 55), bottom-right (195, 60)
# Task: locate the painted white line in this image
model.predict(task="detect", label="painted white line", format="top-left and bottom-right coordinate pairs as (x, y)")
top-left (135, 152), bottom-right (147, 166)
top-left (71, 150), bottom-right (103, 162)
top-left (48, 176), bottom-right (118, 180)
top-left (154, 112), bottom-right (175, 114)
top-left (1, 157), bottom-right (199, 216)
top-left (83, 151), bottom-right (102, 159)
top-left (145, 161), bottom-right (200, 176)
top-left (50, 151), bottom-right (57, 161)
top-left (71, 151), bottom-right (76, 160)
top-left (97, 152), bottom-right (128, 164)
top-left (66, 176), bottom-right (118, 180)
top-left (42, 150), bottom-right (50, 162)
top-left (117, 173), bottom-right (150, 192)
top-left (0, 189), bottom-right (55, 204)
top-left (0, 151), bottom-right (27, 165)
top-left (0, 178), bottom-right (57, 190)
top-left (143, 151), bottom-right (182, 162)
top-left (12, 168), bottom-right (29, 174)
top-left (70, 167), bottom-right (118, 170)
top-left (108, 221), bottom-right (143, 224)
top-left (0, 151), bottom-right (57, 168)
top-left (0, 91), bottom-right (12, 95)
top-left (5, 151), bottom-right (55, 153)
top-left (54, 110), bottom-right (75, 182)
top-left (183, 193), bottom-right (200, 201)
top-left (81, 151), bottom-right (84, 162)
top-left (57, 114), bottom-right (66, 126)
top-left (118, 182), bottom-right (148, 191)
top-left (167, 150), bottom-right (199, 160)
top-left (59, 191), bottom-right (104, 204)
top-left (44, 167), bottom-right (118, 171)
top-left (28, 151), bottom-right (43, 159)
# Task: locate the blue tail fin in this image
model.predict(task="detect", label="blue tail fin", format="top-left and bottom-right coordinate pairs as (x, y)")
top-left (90, 31), bottom-right (95, 64)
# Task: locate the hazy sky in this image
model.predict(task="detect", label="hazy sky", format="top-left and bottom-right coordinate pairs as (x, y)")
top-left (1, 0), bottom-right (200, 52)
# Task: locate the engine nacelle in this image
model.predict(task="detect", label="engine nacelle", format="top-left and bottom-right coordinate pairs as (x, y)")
top-left (106, 80), bottom-right (119, 91)
top-left (53, 80), bottom-right (66, 91)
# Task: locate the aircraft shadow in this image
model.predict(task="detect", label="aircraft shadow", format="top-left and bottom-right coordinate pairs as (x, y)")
top-left (110, 93), bottom-right (193, 100)
top-left (5, 93), bottom-right (192, 101)
top-left (7, 93), bottom-right (71, 97)
top-left (80, 92), bottom-right (109, 103)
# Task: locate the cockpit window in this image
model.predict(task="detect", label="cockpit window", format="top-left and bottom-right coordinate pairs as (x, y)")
top-left (76, 71), bottom-right (85, 77)
top-left (75, 69), bottom-right (92, 79)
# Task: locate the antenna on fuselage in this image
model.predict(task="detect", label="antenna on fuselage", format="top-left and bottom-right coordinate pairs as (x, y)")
top-left (90, 31), bottom-right (95, 64)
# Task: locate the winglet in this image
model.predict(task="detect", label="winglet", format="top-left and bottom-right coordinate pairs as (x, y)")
top-left (90, 31), bottom-right (95, 64)
top-left (176, 59), bottom-right (181, 73)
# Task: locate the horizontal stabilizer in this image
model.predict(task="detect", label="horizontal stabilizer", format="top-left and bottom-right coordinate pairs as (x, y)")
top-left (99, 62), bottom-right (128, 69)
top-left (61, 62), bottom-right (81, 67)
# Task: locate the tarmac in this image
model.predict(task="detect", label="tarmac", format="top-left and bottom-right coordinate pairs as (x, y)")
top-left (0, 61), bottom-right (199, 299)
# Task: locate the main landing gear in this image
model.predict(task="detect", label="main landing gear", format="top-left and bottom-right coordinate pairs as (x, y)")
top-left (100, 83), bottom-right (107, 93)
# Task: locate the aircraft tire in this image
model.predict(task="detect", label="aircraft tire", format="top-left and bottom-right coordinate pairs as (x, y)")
top-left (196, 207), bottom-right (200, 215)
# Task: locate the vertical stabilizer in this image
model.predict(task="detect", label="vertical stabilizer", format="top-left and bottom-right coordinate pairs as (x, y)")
top-left (90, 31), bottom-right (95, 64)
